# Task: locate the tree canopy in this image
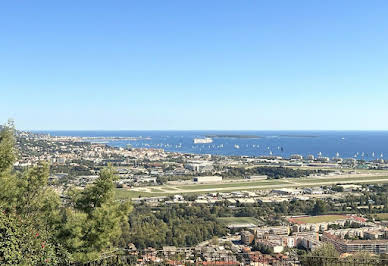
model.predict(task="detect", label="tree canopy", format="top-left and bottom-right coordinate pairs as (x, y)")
top-left (0, 123), bottom-right (132, 264)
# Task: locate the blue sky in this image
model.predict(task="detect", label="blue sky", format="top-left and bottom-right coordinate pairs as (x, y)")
top-left (1, 0), bottom-right (388, 130)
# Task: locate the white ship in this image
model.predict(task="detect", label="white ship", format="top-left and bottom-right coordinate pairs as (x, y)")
top-left (193, 137), bottom-right (213, 144)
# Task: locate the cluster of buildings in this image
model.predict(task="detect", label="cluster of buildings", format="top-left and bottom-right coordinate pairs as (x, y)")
top-left (132, 184), bottom-right (361, 207)
top-left (11, 130), bottom-right (388, 263)
top-left (15, 131), bottom-right (388, 196)
top-left (322, 230), bottom-right (388, 254)
top-left (240, 226), bottom-right (320, 254)
top-left (246, 154), bottom-right (388, 169)
top-left (233, 214), bottom-right (388, 257)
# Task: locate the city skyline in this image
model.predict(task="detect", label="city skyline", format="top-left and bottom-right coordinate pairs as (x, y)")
top-left (1, 0), bottom-right (388, 130)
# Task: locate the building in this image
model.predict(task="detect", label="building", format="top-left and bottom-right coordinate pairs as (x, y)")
top-left (271, 188), bottom-right (301, 195)
top-left (343, 158), bottom-right (357, 165)
top-left (303, 187), bottom-right (324, 195)
top-left (295, 233), bottom-right (321, 250)
top-left (192, 175), bottom-right (222, 183)
top-left (290, 154), bottom-right (303, 160)
top-left (322, 232), bottom-right (388, 254)
top-left (185, 161), bottom-right (214, 173)
top-left (316, 157), bottom-right (330, 163)
top-left (305, 155), bottom-right (315, 161)
top-left (241, 231), bottom-right (255, 245)
top-left (254, 226), bottom-right (290, 237)
top-left (255, 239), bottom-right (284, 254)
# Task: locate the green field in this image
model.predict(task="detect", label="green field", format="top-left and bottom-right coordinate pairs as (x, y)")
top-left (217, 217), bottom-right (260, 225)
top-left (297, 176), bottom-right (388, 184)
top-left (288, 215), bottom-right (347, 224)
top-left (374, 213), bottom-right (388, 220)
top-left (163, 187), bottom-right (179, 191)
top-left (115, 189), bottom-right (158, 199)
top-left (150, 188), bottom-right (166, 193)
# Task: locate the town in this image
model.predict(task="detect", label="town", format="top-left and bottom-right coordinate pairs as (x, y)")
top-left (10, 129), bottom-right (388, 264)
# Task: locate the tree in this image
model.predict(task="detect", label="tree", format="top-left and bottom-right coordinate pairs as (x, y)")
top-left (345, 251), bottom-right (377, 264)
top-left (0, 121), bottom-right (18, 209)
top-left (0, 123), bottom-right (68, 264)
top-left (0, 120), bottom-right (16, 174)
top-left (59, 165), bottom-right (132, 262)
top-left (0, 123), bottom-right (132, 264)
top-left (311, 200), bottom-right (327, 216)
top-left (302, 243), bottom-right (339, 266)
top-left (0, 212), bottom-right (23, 265)
top-left (211, 236), bottom-right (219, 245)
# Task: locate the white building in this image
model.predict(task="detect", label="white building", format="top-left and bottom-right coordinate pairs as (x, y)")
top-left (185, 161), bottom-right (214, 173)
top-left (193, 175), bottom-right (222, 183)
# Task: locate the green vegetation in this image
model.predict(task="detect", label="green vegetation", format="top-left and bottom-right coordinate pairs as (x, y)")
top-left (0, 123), bottom-right (132, 264)
top-left (217, 217), bottom-right (259, 225)
top-left (290, 215), bottom-right (347, 224)
top-left (127, 204), bottom-right (227, 249)
top-left (224, 166), bottom-right (332, 179)
top-left (4, 122), bottom-right (388, 264)
top-left (302, 243), bottom-right (339, 265)
top-left (302, 243), bottom-right (380, 265)
top-left (374, 213), bottom-right (388, 220)
top-left (297, 176), bottom-right (388, 184)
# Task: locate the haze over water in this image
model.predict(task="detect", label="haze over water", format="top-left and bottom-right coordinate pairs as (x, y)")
top-left (36, 130), bottom-right (388, 160)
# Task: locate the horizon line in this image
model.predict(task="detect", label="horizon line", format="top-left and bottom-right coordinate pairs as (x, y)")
top-left (25, 129), bottom-right (388, 132)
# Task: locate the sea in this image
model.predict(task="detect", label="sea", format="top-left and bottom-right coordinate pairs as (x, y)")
top-left (34, 131), bottom-right (388, 161)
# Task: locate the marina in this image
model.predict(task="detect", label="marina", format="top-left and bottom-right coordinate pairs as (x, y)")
top-left (36, 130), bottom-right (388, 160)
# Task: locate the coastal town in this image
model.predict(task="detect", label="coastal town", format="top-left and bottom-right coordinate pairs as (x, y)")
top-left (10, 129), bottom-right (388, 264)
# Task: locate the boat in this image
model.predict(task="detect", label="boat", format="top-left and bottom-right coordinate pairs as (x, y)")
top-left (234, 144), bottom-right (240, 149)
top-left (193, 137), bottom-right (213, 144)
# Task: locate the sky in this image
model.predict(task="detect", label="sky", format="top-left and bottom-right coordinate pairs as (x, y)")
top-left (1, 0), bottom-right (388, 130)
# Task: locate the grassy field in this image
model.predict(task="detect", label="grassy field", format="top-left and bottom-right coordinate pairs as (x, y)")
top-left (297, 176), bottom-right (388, 184)
top-left (163, 187), bottom-right (179, 191)
top-left (288, 214), bottom-right (347, 224)
top-left (115, 189), bottom-right (159, 199)
top-left (217, 217), bottom-right (260, 225)
top-left (374, 213), bottom-right (388, 220)
top-left (149, 188), bottom-right (166, 193)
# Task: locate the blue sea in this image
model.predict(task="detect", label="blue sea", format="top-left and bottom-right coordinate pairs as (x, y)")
top-left (35, 131), bottom-right (388, 160)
